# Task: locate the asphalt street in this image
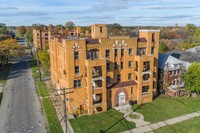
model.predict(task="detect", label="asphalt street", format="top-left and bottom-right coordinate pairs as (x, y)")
top-left (0, 54), bottom-right (47, 133)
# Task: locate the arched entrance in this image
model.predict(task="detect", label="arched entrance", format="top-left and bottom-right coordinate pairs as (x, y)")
top-left (118, 92), bottom-right (125, 106)
top-left (114, 88), bottom-right (128, 106)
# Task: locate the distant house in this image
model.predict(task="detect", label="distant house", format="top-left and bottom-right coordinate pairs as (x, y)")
top-left (166, 50), bottom-right (200, 63)
top-left (185, 46), bottom-right (200, 53)
top-left (158, 54), bottom-right (190, 96)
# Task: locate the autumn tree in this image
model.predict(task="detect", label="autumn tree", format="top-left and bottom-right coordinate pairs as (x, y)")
top-left (182, 62), bottom-right (200, 94)
top-left (17, 26), bottom-right (26, 37)
top-left (65, 21), bottom-right (75, 30)
top-left (0, 39), bottom-right (25, 67)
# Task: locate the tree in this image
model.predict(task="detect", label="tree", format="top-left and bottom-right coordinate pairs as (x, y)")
top-left (182, 62), bottom-right (200, 94)
top-left (17, 26), bottom-right (26, 37)
top-left (25, 31), bottom-right (33, 43)
top-left (0, 39), bottom-right (25, 67)
top-left (185, 24), bottom-right (197, 35)
top-left (32, 23), bottom-right (46, 30)
top-left (56, 24), bottom-right (65, 30)
top-left (159, 42), bottom-right (168, 53)
top-left (0, 23), bottom-right (8, 34)
top-left (38, 50), bottom-right (50, 76)
top-left (38, 50), bottom-right (50, 68)
top-left (112, 23), bottom-right (122, 30)
top-left (65, 21), bottom-right (75, 30)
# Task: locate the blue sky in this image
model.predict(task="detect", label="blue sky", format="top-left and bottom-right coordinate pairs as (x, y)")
top-left (0, 0), bottom-right (200, 26)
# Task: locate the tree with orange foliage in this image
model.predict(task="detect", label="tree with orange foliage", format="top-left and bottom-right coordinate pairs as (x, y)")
top-left (0, 39), bottom-right (25, 67)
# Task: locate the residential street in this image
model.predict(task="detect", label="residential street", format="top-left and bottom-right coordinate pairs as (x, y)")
top-left (0, 54), bottom-right (47, 133)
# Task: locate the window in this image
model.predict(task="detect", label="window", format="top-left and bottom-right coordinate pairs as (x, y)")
top-left (129, 48), bottom-right (133, 55)
top-left (129, 61), bottom-right (133, 68)
top-left (135, 61), bottom-right (138, 71)
top-left (142, 86), bottom-right (149, 93)
top-left (121, 49), bottom-right (124, 57)
top-left (106, 50), bottom-right (110, 58)
top-left (128, 73), bottom-right (132, 80)
top-left (114, 62), bottom-right (118, 69)
top-left (74, 52), bottom-right (79, 60)
top-left (143, 74), bottom-right (150, 81)
top-left (151, 47), bottom-right (154, 54)
top-left (100, 26), bottom-right (103, 32)
top-left (87, 50), bottom-right (99, 60)
top-left (107, 63), bottom-right (110, 71)
top-left (75, 66), bottom-right (80, 74)
top-left (137, 48), bottom-right (146, 56)
top-left (121, 62), bottom-right (124, 69)
top-left (74, 80), bottom-right (81, 88)
top-left (115, 49), bottom-right (118, 57)
top-left (143, 62), bottom-right (150, 72)
top-left (152, 33), bottom-right (155, 42)
top-left (117, 74), bottom-right (121, 82)
top-left (106, 76), bottom-right (110, 84)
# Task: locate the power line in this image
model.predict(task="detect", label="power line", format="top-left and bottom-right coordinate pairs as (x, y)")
top-left (49, 117), bottom-right (64, 133)
top-left (55, 87), bottom-right (74, 133)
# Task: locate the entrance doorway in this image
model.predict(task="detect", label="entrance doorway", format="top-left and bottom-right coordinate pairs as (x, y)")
top-left (118, 92), bottom-right (125, 106)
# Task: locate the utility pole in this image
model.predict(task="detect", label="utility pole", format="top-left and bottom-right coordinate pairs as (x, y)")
top-left (55, 87), bottom-right (74, 133)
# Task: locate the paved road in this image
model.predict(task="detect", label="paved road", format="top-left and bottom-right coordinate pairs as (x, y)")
top-left (0, 54), bottom-right (47, 133)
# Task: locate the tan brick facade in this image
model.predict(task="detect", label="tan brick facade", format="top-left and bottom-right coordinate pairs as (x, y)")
top-left (33, 29), bottom-right (49, 49)
top-left (49, 24), bottom-right (160, 115)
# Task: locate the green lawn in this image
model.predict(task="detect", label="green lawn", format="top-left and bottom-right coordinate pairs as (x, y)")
top-left (133, 95), bottom-right (200, 123)
top-left (0, 64), bottom-right (11, 84)
top-left (0, 92), bottom-right (3, 104)
top-left (36, 81), bottom-right (48, 97)
top-left (154, 116), bottom-right (200, 133)
top-left (69, 109), bottom-right (135, 133)
top-left (42, 98), bottom-right (63, 133)
top-left (30, 60), bottom-right (40, 80)
top-left (30, 59), bottom-right (63, 133)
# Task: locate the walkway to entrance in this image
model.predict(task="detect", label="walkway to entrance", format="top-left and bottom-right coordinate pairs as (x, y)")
top-left (115, 105), bottom-right (200, 133)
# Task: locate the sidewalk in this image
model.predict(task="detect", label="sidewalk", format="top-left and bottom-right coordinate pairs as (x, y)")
top-left (44, 80), bottom-right (74, 133)
top-left (122, 111), bottom-right (200, 133)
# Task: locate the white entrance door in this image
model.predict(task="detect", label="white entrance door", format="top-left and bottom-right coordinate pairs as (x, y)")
top-left (118, 92), bottom-right (125, 106)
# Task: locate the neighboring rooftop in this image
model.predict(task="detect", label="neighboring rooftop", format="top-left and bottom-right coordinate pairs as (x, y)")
top-left (158, 54), bottom-right (190, 70)
top-left (185, 46), bottom-right (200, 53)
top-left (166, 50), bottom-right (200, 63)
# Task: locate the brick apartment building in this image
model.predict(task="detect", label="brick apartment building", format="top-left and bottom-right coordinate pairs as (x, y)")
top-left (33, 28), bottom-right (49, 49)
top-left (33, 26), bottom-right (81, 50)
top-left (49, 24), bottom-right (160, 115)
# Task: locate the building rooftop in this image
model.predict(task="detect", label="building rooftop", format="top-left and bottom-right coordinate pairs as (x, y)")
top-left (185, 46), bottom-right (200, 53)
top-left (166, 50), bottom-right (200, 63)
top-left (158, 54), bottom-right (190, 70)
top-left (139, 30), bottom-right (160, 32)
